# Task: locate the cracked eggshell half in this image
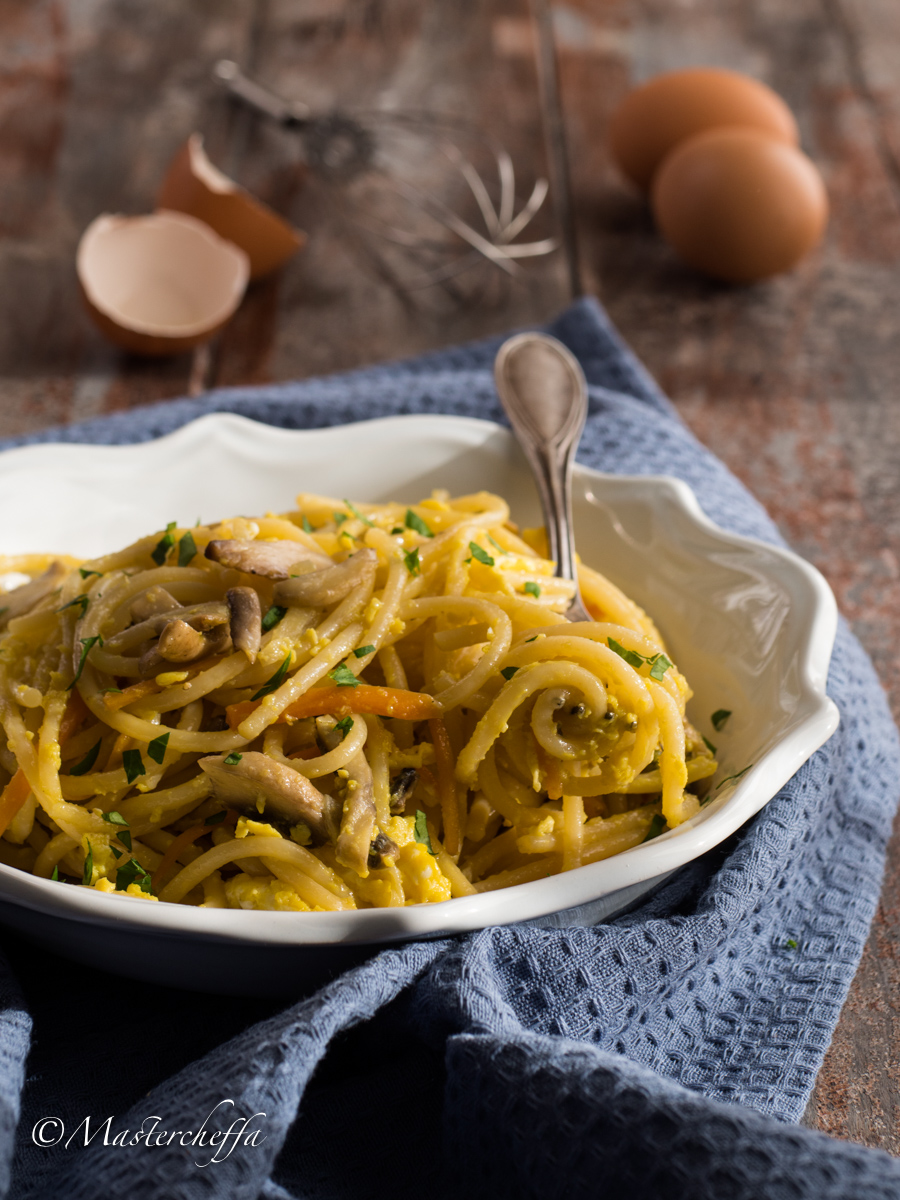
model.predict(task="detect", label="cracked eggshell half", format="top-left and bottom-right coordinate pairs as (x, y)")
top-left (77, 210), bottom-right (250, 356)
top-left (158, 135), bottom-right (306, 280)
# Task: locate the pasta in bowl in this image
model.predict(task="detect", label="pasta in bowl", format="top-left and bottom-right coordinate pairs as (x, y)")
top-left (0, 488), bottom-right (716, 913)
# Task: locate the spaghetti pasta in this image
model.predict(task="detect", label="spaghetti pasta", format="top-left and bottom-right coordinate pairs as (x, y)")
top-left (0, 489), bottom-right (716, 909)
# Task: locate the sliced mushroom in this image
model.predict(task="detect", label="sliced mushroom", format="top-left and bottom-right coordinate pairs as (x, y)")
top-left (368, 831), bottom-right (400, 870)
top-left (0, 561), bottom-right (68, 629)
top-left (273, 548), bottom-right (377, 609)
top-left (205, 538), bottom-right (330, 579)
top-left (334, 748), bottom-right (378, 877)
top-left (105, 602), bottom-right (229, 654)
top-left (198, 752), bottom-right (341, 841)
top-left (130, 586), bottom-right (179, 623)
top-left (226, 587), bottom-right (261, 663)
top-left (139, 619), bottom-right (232, 676)
top-left (389, 767), bottom-right (418, 814)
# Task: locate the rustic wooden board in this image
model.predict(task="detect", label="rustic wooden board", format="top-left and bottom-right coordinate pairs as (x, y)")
top-left (549, 0), bottom-right (900, 1153)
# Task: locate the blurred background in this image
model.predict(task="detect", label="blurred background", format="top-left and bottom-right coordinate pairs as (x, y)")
top-left (2, 0), bottom-right (899, 1154)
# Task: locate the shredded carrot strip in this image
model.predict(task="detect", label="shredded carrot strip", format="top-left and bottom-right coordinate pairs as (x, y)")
top-left (104, 680), bottom-right (159, 711)
top-left (0, 770), bottom-right (31, 839)
top-left (59, 692), bottom-right (89, 746)
top-left (429, 716), bottom-right (460, 857)
top-left (288, 745), bottom-right (322, 760)
top-left (150, 809), bottom-right (238, 892)
top-left (226, 684), bottom-right (441, 729)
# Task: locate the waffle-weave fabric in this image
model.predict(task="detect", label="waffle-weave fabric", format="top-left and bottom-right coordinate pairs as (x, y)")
top-left (1, 297), bottom-right (899, 1199)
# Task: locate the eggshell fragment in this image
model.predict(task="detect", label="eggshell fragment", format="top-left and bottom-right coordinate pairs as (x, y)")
top-left (651, 127), bottom-right (828, 283)
top-left (610, 68), bottom-right (799, 191)
top-left (77, 210), bottom-right (250, 356)
top-left (158, 135), bottom-right (305, 280)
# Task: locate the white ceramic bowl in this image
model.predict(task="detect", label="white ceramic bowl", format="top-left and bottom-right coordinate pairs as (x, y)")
top-left (0, 414), bottom-right (839, 994)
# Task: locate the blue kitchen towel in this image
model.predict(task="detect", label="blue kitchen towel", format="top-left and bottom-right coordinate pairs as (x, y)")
top-left (2, 296), bottom-right (900, 1198)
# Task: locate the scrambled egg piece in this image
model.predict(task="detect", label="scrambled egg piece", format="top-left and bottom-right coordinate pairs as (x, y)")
top-left (235, 816), bottom-right (281, 840)
top-left (385, 816), bottom-right (452, 905)
top-left (387, 742), bottom-right (436, 771)
top-left (92, 878), bottom-right (159, 901)
top-left (224, 873), bottom-right (311, 911)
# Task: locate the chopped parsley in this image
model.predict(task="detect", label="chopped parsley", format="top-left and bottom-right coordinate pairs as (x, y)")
top-left (147, 732), bottom-right (170, 765)
top-left (711, 709), bottom-right (732, 731)
top-left (466, 542), bottom-right (494, 567)
top-left (79, 568), bottom-right (101, 580)
top-left (329, 662), bottom-right (359, 688)
top-left (716, 764), bottom-right (752, 791)
top-left (607, 638), bottom-right (672, 681)
top-left (524, 581), bottom-right (541, 598)
top-left (58, 594), bottom-right (89, 616)
top-left (404, 509), bottom-right (433, 538)
top-left (102, 811), bottom-right (131, 851)
top-left (69, 740), bottom-right (101, 776)
top-left (68, 636), bottom-right (102, 690)
top-left (205, 809), bottom-right (228, 824)
top-left (151, 521), bottom-right (177, 566)
top-left (344, 499), bottom-right (374, 527)
top-left (122, 749), bottom-right (145, 785)
top-left (404, 547), bottom-right (421, 576)
top-left (223, 751), bottom-right (243, 766)
top-left (333, 511), bottom-right (348, 526)
top-left (786, 938), bottom-right (798, 950)
top-left (642, 813), bottom-right (667, 843)
top-left (334, 715), bottom-right (354, 739)
top-left (177, 531), bottom-right (197, 568)
top-left (51, 866), bottom-right (59, 881)
top-left (390, 526), bottom-right (404, 535)
top-left (301, 515), bottom-right (314, 534)
top-left (702, 734), bottom-right (717, 755)
top-left (115, 857), bottom-right (152, 894)
top-left (500, 666), bottom-right (519, 681)
top-left (487, 535), bottom-right (508, 555)
top-left (414, 810), bottom-right (434, 855)
top-left (261, 604), bottom-right (287, 633)
top-left (251, 654), bottom-right (291, 701)
top-left (353, 644), bottom-right (376, 658)
top-left (82, 842), bottom-right (93, 886)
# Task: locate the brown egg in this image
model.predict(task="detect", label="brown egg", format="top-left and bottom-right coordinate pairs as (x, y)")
top-left (609, 68), bottom-right (799, 191)
top-left (158, 135), bottom-right (305, 281)
top-left (651, 127), bottom-right (828, 283)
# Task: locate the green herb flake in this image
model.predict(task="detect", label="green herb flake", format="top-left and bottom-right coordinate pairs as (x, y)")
top-left (51, 866), bottom-right (59, 881)
top-left (329, 662), bottom-right (360, 688)
top-left (711, 709), bottom-right (732, 732)
top-left (122, 749), bottom-right (145, 785)
top-left (333, 511), bottom-right (348, 526)
top-left (110, 846), bottom-right (123, 859)
top-left (79, 568), bottom-right (102, 580)
top-left (69, 740), bottom-right (101, 777)
top-left (177, 531), bottom-right (197, 568)
top-left (251, 655), bottom-right (292, 701)
top-left (607, 637), bottom-right (645, 671)
top-left (716, 764), bottom-right (753, 791)
top-left (103, 688), bottom-right (123, 696)
top-left (102, 810), bottom-right (129, 827)
top-left (648, 653), bottom-right (673, 681)
top-left (205, 810), bottom-right (228, 824)
top-left (404, 509), bottom-right (433, 538)
top-left (103, 810), bottom-right (131, 852)
top-left (353, 644), bottom-right (376, 659)
top-left (151, 521), bottom-right (177, 567)
top-left (487, 535), bottom-right (508, 556)
top-left (82, 842), bottom-right (93, 887)
top-left (261, 604), bottom-right (287, 633)
top-left (414, 810), bottom-right (434, 855)
top-left (334, 715), bottom-right (354, 739)
top-left (467, 542), bottom-right (494, 567)
top-left (115, 857), bottom-right (152, 894)
top-left (500, 666), bottom-right (519, 681)
top-left (147, 732), bottom-right (170, 765)
top-left (526, 636), bottom-right (538, 643)
top-left (524, 581), bottom-right (541, 598)
top-left (68, 636), bottom-right (103, 690)
top-left (404, 547), bottom-right (421, 577)
top-left (702, 734), bottom-right (717, 756)
top-left (642, 813), bottom-right (667, 843)
top-left (301, 515), bottom-right (314, 534)
top-left (390, 526), bottom-right (404, 535)
top-left (345, 500), bottom-right (374, 527)
top-left (223, 751), bottom-right (242, 766)
top-left (786, 938), bottom-right (798, 950)
top-left (58, 594), bottom-right (89, 616)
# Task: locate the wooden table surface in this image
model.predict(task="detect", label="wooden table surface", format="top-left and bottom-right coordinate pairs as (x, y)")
top-left (2, 0), bottom-right (899, 1154)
